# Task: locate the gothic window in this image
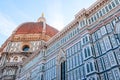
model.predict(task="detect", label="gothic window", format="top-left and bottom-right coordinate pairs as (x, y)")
top-left (61, 61), bottom-right (66, 80)
top-left (84, 45), bottom-right (92, 59)
top-left (82, 35), bottom-right (89, 45)
top-left (86, 62), bottom-right (94, 74)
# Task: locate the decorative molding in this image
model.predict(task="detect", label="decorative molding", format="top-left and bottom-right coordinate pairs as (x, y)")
top-left (56, 48), bottom-right (66, 65)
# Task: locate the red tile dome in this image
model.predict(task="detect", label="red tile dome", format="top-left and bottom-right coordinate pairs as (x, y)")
top-left (12, 15), bottom-right (59, 42)
top-left (15, 22), bottom-right (58, 37)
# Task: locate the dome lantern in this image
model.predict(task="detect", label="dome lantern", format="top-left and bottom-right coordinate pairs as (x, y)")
top-left (37, 13), bottom-right (46, 23)
top-left (37, 13), bottom-right (46, 33)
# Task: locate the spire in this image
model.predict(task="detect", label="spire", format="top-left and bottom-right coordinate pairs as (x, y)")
top-left (37, 13), bottom-right (46, 22)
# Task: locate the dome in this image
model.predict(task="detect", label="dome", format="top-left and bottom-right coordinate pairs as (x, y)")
top-left (15, 22), bottom-right (58, 37)
top-left (12, 15), bottom-right (59, 42)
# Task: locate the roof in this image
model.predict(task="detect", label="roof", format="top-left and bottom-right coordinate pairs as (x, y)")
top-left (15, 22), bottom-right (59, 37)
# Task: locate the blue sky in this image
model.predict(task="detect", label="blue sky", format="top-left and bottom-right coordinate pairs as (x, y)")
top-left (0, 0), bottom-right (95, 47)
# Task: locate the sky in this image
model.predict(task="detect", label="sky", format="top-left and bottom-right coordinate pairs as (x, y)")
top-left (0, 0), bottom-right (96, 47)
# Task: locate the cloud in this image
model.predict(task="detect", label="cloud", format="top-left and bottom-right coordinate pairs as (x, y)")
top-left (0, 12), bottom-right (17, 37)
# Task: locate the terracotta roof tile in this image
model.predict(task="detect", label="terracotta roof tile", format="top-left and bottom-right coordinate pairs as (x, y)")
top-left (15, 22), bottom-right (59, 38)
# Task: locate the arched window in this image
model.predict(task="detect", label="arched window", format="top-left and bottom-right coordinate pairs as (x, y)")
top-left (61, 61), bottom-right (66, 80)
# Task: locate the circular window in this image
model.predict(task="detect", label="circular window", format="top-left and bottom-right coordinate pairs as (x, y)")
top-left (22, 45), bottom-right (30, 51)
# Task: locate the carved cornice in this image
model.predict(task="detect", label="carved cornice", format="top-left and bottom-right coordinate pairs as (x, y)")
top-left (5, 62), bottom-right (22, 67)
top-left (56, 48), bottom-right (66, 65)
top-left (86, 0), bottom-right (108, 16)
top-left (47, 19), bottom-right (79, 46)
top-left (12, 34), bottom-right (51, 42)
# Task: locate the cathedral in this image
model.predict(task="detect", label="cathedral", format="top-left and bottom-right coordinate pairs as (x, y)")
top-left (0, 0), bottom-right (120, 80)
